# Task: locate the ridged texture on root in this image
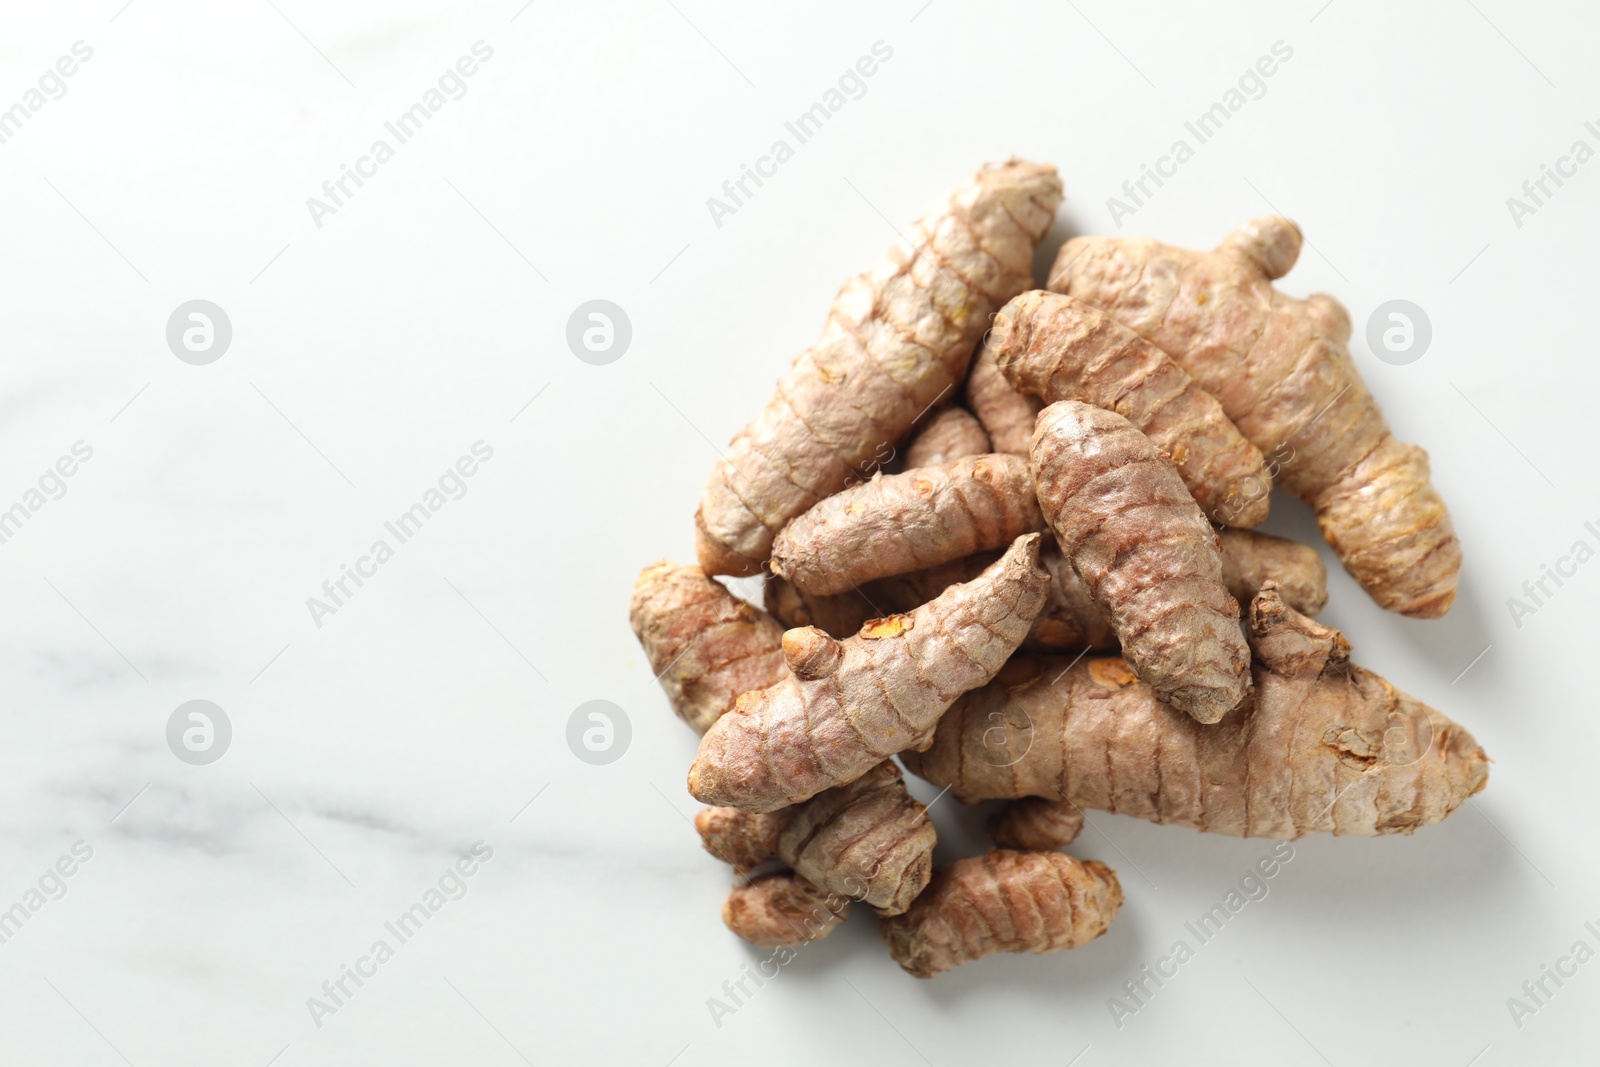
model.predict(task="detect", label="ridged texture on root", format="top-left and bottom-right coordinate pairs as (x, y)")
top-left (765, 529), bottom-right (1322, 654)
top-left (879, 851), bottom-right (1122, 977)
top-left (695, 761), bottom-right (936, 915)
top-left (903, 585), bottom-right (1491, 838)
top-left (689, 534), bottom-right (1049, 812)
top-left (770, 453), bottom-right (1042, 595)
top-left (1031, 401), bottom-right (1251, 723)
top-left (1218, 528), bottom-right (1327, 616)
top-left (722, 872), bottom-right (849, 948)
top-left (988, 290), bottom-right (1271, 526)
top-left (1050, 217), bottom-right (1460, 617)
top-left (966, 336), bottom-right (1042, 456)
top-left (904, 405), bottom-right (992, 468)
top-left (988, 797), bottom-right (1085, 851)
top-left (629, 561), bottom-right (788, 733)
top-left (695, 159), bottom-right (1063, 577)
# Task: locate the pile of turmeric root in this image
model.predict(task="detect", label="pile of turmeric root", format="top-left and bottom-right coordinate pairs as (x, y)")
top-left (630, 160), bottom-right (1489, 978)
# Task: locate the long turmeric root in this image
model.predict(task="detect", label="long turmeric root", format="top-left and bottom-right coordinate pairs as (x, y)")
top-left (903, 585), bottom-right (1490, 837)
top-left (629, 561), bottom-right (788, 733)
top-left (766, 528), bottom-right (1325, 653)
top-left (879, 851), bottom-right (1122, 977)
top-left (769, 453), bottom-right (1042, 596)
top-left (695, 159), bottom-right (1063, 577)
top-left (1052, 217), bottom-right (1460, 617)
top-left (987, 290), bottom-right (1271, 526)
top-left (689, 534), bottom-right (1049, 812)
top-left (694, 761), bottom-right (936, 915)
top-left (1032, 401), bottom-right (1250, 723)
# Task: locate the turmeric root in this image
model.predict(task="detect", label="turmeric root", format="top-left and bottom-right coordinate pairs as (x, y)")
top-left (1051, 218), bottom-right (1461, 617)
top-left (904, 405), bottom-right (991, 468)
top-left (965, 337), bottom-right (1042, 456)
top-left (988, 797), bottom-right (1084, 851)
top-left (689, 534), bottom-right (1049, 812)
top-left (879, 851), bottom-right (1122, 977)
top-left (629, 561), bottom-right (787, 733)
top-left (695, 159), bottom-right (1063, 577)
top-left (1032, 401), bottom-right (1250, 723)
top-left (767, 528), bottom-right (1324, 653)
top-left (988, 290), bottom-right (1271, 527)
top-left (769, 454), bottom-right (1041, 596)
top-left (694, 761), bottom-right (935, 915)
top-left (1219, 527), bottom-right (1327, 616)
top-left (903, 585), bottom-right (1490, 837)
top-left (722, 872), bottom-right (850, 948)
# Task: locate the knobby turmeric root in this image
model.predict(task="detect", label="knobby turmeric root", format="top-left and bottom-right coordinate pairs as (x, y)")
top-left (1052, 217), bottom-right (1461, 617)
top-left (988, 797), bottom-right (1084, 851)
top-left (689, 534), bottom-right (1049, 812)
top-left (694, 760), bottom-right (935, 915)
top-left (766, 528), bottom-right (1325, 653)
top-left (722, 872), bottom-right (850, 948)
top-left (987, 290), bottom-right (1271, 527)
top-left (629, 561), bottom-right (788, 733)
top-left (903, 585), bottom-right (1490, 837)
top-left (695, 159), bottom-right (1063, 577)
top-left (1219, 527), bottom-right (1327, 616)
top-left (769, 454), bottom-right (1042, 596)
top-left (879, 851), bottom-right (1123, 977)
top-left (1032, 401), bottom-right (1251, 723)
top-left (904, 405), bottom-right (991, 468)
top-left (965, 336), bottom-right (1042, 456)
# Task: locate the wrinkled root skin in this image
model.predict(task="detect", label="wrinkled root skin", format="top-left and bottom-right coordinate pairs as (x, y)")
top-left (879, 851), bottom-right (1123, 977)
top-left (1051, 217), bottom-right (1460, 617)
top-left (905, 405), bottom-right (991, 468)
top-left (629, 561), bottom-right (788, 733)
top-left (1032, 401), bottom-right (1251, 723)
top-left (689, 534), bottom-right (1049, 813)
top-left (770, 453), bottom-right (1042, 596)
top-left (695, 159), bottom-right (1063, 577)
top-left (722, 872), bottom-right (849, 948)
top-left (904, 585), bottom-right (1490, 838)
top-left (988, 797), bottom-right (1085, 851)
top-left (988, 290), bottom-right (1271, 527)
top-left (695, 761), bottom-right (936, 915)
top-left (766, 528), bottom-right (1323, 655)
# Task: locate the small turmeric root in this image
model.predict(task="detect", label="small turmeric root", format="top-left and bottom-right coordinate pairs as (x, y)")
top-left (629, 561), bottom-right (787, 733)
top-left (1052, 217), bottom-right (1460, 617)
top-left (722, 872), bottom-right (849, 948)
top-left (695, 761), bottom-right (936, 915)
top-left (1032, 401), bottom-right (1251, 723)
top-left (965, 337), bottom-right (1042, 456)
top-left (689, 534), bottom-right (1049, 813)
top-left (987, 290), bottom-right (1271, 527)
top-left (903, 585), bottom-right (1491, 837)
top-left (988, 797), bottom-right (1084, 851)
top-left (695, 159), bottom-right (1063, 577)
top-left (766, 528), bottom-right (1325, 654)
top-left (1219, 527), bottom-right (1327, 616)
top-left (904, 405), bottom-right (991, 468)
top-left (769, 454), bottom-right (1042, 596)
top-left (879, 851), bottom-right (1122, 977)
